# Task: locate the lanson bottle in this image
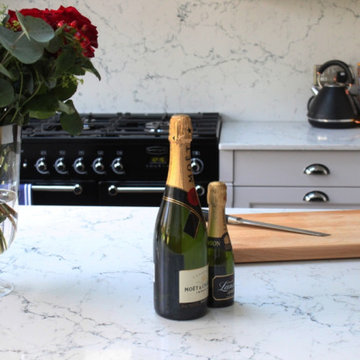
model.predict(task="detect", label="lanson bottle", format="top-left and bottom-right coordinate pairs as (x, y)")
top-left (207, 181), bottom-right (235, 307)
top-left (153, 114), bottom-right (208, 320)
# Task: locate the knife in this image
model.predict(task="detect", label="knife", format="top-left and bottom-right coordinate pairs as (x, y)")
top-left (201, 209), bottom-right (330, 237)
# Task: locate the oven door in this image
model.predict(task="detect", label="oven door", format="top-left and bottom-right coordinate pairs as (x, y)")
top-left (99, 181), bottom-right (209, 207)
top-left (22, 180), bottom-right (98, 205)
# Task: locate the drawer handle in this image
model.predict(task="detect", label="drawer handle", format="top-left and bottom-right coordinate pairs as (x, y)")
top-left (304, 163), bottom-right (330, 175)
top-left (303, 191), bottom-right (329, 203)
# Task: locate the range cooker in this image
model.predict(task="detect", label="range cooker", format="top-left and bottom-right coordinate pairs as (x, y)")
top-left (20, 113), bottom-right (221, 206)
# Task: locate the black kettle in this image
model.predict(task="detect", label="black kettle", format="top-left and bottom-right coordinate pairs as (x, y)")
top-left (307, 59), bottom-right (360, 128)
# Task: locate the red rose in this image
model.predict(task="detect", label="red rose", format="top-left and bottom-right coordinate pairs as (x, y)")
top-left (54, 6), bottom-right (98, 50)
top-left (187, 188), bottom-right (199, 207)
top-left (7, 6), bottom-right (98, 58)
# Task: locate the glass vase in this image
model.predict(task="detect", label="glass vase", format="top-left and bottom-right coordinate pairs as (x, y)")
top-left (0, 125), bottom-right (21, 297)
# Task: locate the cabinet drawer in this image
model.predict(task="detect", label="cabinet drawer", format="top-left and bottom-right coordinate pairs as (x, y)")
top-left (234, 150), bottom-right (360, 187)
top-left (233, 186), bottom-right (360, 209)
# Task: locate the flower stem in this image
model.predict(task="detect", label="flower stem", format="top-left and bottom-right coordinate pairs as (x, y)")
top-left (8, 60), bottom-right (24, 124)
top-left (21, 68), bottom-right (43, 106)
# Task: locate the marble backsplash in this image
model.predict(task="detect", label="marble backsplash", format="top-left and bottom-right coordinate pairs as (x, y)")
top-left (9, 0), bottom-right (360, 122)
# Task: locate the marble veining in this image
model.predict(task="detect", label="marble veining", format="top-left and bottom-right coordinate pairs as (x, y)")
top-left (8, 0), bottom-right (360, 123)
top-left (0, 206), bottom-right (359, 359)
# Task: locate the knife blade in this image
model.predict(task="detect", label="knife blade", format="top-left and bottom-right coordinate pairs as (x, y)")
top-left (202, 209), bottom-right (330, 237)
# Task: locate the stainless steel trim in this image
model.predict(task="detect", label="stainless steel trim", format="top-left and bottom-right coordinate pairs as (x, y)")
top-left (308, 117), bottom-right (355, 123)
top-left (108, 185), bottom-right (165, 196)
top-left (303, 191), bottom-right (329, 203)
top-left (304, 164), bottom-right (330, 176)
top-left (32, 184), bottom-right (83, 195)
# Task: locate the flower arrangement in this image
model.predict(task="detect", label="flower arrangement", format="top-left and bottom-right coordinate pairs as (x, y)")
top-left (0, 6), bottom-right (100, 253)
top-left (0, 5), bottom-right (100, 135)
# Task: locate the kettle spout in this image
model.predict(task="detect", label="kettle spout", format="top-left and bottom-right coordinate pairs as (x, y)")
top-left (311, 86), bottom-right (319, 96)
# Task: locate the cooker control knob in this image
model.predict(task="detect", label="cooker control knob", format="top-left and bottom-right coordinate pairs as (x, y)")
top-left (191, 158), bottom-right (204, 175)
top-left (35, 157), bottom-right (49, 174)
top-left (195, 185), bottom-right (205, 197)
top-left (111, 157), bottom-right (125, 174)
top-left (54, 157), bottom-right (67, 174)
top-left (73, 157), bottom-right (86, 174)
top-left (92, 157), bottom-right (106, 174)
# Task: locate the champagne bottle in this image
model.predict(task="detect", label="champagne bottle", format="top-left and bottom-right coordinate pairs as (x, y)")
top-left (153, 114), bottom-right (208, 320)
top-left (207, 181), bottom-right (235, 307)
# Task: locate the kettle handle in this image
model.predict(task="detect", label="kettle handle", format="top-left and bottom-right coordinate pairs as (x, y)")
top-left (317, 59), bottom-right (355, 85)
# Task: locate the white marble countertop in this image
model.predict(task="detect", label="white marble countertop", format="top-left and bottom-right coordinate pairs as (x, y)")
top-left (1, 206), bottom-right (360, 359)
top-left (219, 120), bottom-right (360, 150)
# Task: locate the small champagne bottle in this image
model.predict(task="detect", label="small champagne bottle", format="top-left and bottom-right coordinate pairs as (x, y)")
top-left (207, 181), bottom-right (235, 307)
top-left (153, 114), bottom-right (208, 320)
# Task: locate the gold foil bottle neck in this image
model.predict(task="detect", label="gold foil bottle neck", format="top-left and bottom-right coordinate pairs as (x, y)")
top-left (207, 181), bottom-right (228, 238)
top-left (169, 114), bottom-right (193, 143)
top-left (207, 181), bottom-right (227, 208)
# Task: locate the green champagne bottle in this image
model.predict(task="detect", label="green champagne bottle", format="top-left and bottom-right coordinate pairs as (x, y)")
top-left (153, 114), bottom-right (208, 320)
top-left (207, 181), bottom-right (235, 307)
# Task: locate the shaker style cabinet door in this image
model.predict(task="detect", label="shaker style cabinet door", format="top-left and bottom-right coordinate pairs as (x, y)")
top-left (233, 150), bottom-right (360, 187)
top-left (233, 187), bottom-right (360, 209)
top-left (221, 149), bottom-right (360, 208)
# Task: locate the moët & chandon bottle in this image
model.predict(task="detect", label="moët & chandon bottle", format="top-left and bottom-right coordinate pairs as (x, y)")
top-left (153, 114), bottom-right (208, 320)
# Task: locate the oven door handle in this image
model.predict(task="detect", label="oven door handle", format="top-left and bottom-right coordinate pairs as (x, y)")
top-left (108, 185), bottom-right (165, 196)
top-left (32, 184), bottom-right (83, 195)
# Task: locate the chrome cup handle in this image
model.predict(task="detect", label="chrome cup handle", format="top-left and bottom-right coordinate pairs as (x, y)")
top-left (304, 164), bottom-right (330, 176)
top-left (303, 191), bottom-right (329, 203)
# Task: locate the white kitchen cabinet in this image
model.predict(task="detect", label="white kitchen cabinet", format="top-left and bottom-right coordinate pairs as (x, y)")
top-left (219, 121), bottom-right (360, 208)
top-left (232, 187), bottom-right (360, 209)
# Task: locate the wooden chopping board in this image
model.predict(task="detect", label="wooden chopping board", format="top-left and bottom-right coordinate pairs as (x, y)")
top-left (228, 210), bottom-right (360, 263)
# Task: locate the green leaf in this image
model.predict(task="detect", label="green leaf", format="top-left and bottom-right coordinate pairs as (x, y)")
top-left (46, 34), bottom-right (62, 53)
top-left (70, 65), bottom-right (86, 76)
top-left (0, 26), bottom-right (44, 64)
top-left (55, 48), bottom-right (75, 76)
top-left (57, 100), bottom-right (75, 114)
top-left (0, 79), bottom-right (15, 107)
top-left (29, 110), bottom-right (56, 119)
top-left (82, 58), bottom-right (101, 80)
top-left (16, 12), bottom-right (54, 44)
top-left (26, 93), bottom-right (58, 118)
top-left (52, 80), bottom-right (78, 101)
top-left (60, 100), bottom-right (83, 135)
top-left (23, 72), bottom-right (34, 94)
top-left (0, 63), bottom-right (15, 80)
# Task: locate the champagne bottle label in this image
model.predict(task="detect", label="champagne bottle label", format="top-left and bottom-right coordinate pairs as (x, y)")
top-left (163, 185), bottom-right (205, 238)
top-left (208, 233), bottom-right (234, 302)
top-left (162, 185), bottom-right (208, 304)
top-left (211, 272), bottom-right (235, 301)
top-left (179, 265), bottom-right (208, 303)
